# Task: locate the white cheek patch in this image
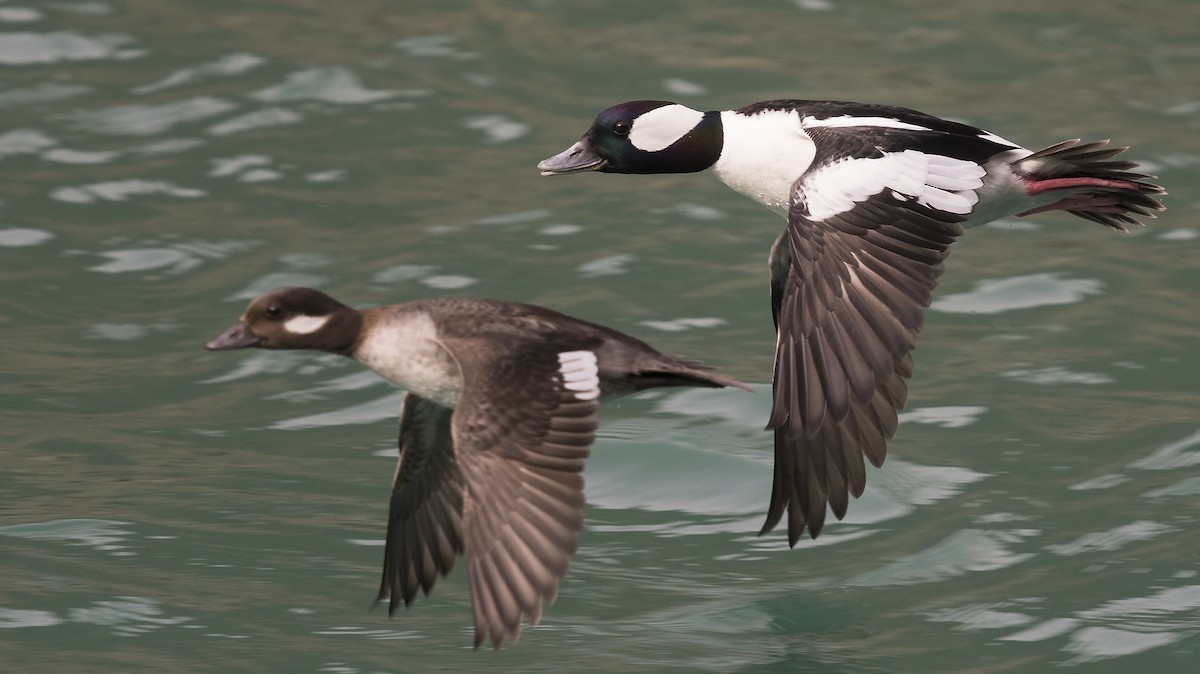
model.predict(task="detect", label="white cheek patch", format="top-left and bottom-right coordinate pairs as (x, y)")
top-left (557, 350), bottom-right (600, 401)
top-left (628, 104), bottom-right (705, 152)
top-left (284, 314), bottom-right (331, 335)
top-left (804, 150), bottom-right (986, 221)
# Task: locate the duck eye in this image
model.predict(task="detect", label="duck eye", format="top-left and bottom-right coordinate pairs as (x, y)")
top-left (266, 305), bottom-right (282, 318)
top-left (612, 120), bottom-right (631, 136)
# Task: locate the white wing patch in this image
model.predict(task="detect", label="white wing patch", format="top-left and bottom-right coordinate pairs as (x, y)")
top-left (284, 314), bottom-right (331, 335)
top-left (628, 104), bottom-right (705, 152)
top-left (557, 350), bottom-right (600, 401)
top-left (802, 115), bottom-right (932, 132)
top-left (804, 149), bottom-right (986, 221)
top-left (977, 130), bottom-right (1022, 148)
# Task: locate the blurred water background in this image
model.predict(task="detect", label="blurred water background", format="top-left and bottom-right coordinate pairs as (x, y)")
top-left (2, 1), bottom-right (1198, 671)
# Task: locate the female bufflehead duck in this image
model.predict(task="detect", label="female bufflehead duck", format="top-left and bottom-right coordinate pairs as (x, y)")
top-left (206, 287), bottom-right (748, 648)
top-left (539, 99), bottom-right (1166, 547)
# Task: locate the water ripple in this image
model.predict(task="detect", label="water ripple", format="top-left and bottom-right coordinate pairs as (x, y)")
top-left (639, 317), bottom-right (727, 332)
top-left (208, 107), bottom-right (301, 136)
top-left (898, 405), bottom-right (987, 428)
top-left (926, 603), bottom-right (1036, 632)
top-left (88, 238), bottom-right (260, 275)
top-left (0, 128), bottom-right (55, 158)
top-left (0, 518), bottom-right (134, 555)
top-left (271, 392), bottom-right (404, 430)
top-left (250, 67), bottom-right (403, 105)
top-left (0, 82), bottom-right (91, 107)
top-left (68, 97), bottom-right (236, 135)
top-left (1001, 366), bottom-right (1114, 385)
top-left (68, 597), bottom-right (191, 636)
top-left (0, 608), bottom-right (61, 629)
top-left (0, 31), bottom-right (142, 64)
top-left (133, 52), bottom-right (266, 94)
top-left (931, 273), bottom-right (1104, 314)
top-left (54, 180), bottom-right (205, 204)
top-left (1045, 520), bottom-right (1173, 556)
top-left (1130, 428), bottom-right (1200, 470)
top-left (847, 529), bottom-right (1037, 586)
top-left (0, 227), bottom-right (54, 247)
top-left (578, 254), bottom-right (634, 277)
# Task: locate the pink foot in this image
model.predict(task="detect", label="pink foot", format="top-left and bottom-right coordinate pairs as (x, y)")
top-left (1023, 176), bottom-right (1139, 196)
top-left (1018, 195), bottom-right (1126, 217)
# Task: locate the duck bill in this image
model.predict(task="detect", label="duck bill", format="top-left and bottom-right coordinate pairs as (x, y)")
top-left (537, 139), bottom-right (607, 175)
top-left (206, 322), bottom-right (261, 350)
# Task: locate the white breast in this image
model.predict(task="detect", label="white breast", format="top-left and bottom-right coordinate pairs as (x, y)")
top-left (354, 311), bottom-right (462, 408)
top-left (712, 109), bottom-right (815, 215)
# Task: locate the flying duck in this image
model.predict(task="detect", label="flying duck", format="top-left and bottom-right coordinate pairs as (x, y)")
top-left (205, 287), bottom-right (749, 648)
top-left (538, 98), bottom-right (1166, 546)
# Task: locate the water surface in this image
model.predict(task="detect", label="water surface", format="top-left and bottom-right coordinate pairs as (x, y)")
top-left (3, 1), bottom-right (1198, 672)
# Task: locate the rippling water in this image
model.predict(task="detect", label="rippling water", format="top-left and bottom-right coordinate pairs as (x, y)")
top-left (3, 1), bottom-right (1198, 672)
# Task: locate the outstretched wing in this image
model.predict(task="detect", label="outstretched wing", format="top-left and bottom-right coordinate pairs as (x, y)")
top-left (763, 147), bottom-right (978, 545)
top-left (378, 393), bottom-right (464, 611)
top-left (447, 341), bottom-right (600, 649)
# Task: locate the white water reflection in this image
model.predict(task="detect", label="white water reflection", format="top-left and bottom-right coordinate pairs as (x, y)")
top-left (250, 67), bottom-right (403, 105)
top-left (133, 52), bottom-right (265, 94)
top-left (0, 227), bottom-right (54, 246)
top-left (925, 603), bottom-right (1036, 632)
top-left (0, 82), bottom-right (91, 106)
top-left (68, 597), bottom-right (192, 636)
top-left (271, 392), bottom-right (403, 430)
top-left (931, 273), bottom-right (1104, 314)
top-left (55, 180), bottom-right (205, 204)
top-left (0, 31), bottom-right (142, 64)
top-left (898, 405), bottom-right (987, 428)
top-left (578, 254), bottom-right (634, 277)
top-left (0, 608), bottom-right (61, 629)
top-left (1045, 520), bottom-right (1173, 556)
top-left (0, 128), bottom-right (55, 157)
top-left (42, 147), bottom-right (119, 163)
top-left (996, 584), bottom-right (1200, 664)
top-left (69, 97), bottom-right (236, 136)
top-left (208, 108), bottom-right (301, 136)
top-left (1130, 428), bottom-right (1200, 470)
top-left (639, 316), bottom-right (727, 332)
top-left (0, 519), bottom-right (135, 555)
top-left (1063, 626), bottom-right (1185, 664)
top-left (848, 529), bottom-right (1037, 586)
top-left (1001, 366), bottom-right (1114, 385)
top-left (464, 114), bottom-right (529, 143)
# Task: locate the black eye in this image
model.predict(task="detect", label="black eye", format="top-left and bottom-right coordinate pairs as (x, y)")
top-left (266, 306), bottom-right (282, 318)
top-left (612, 120), bottom-right (631, 136)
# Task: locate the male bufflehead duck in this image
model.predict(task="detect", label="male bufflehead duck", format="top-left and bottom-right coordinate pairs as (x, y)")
top-left (206, 287), bottom-right (748, 649)
top-left (539, 99), bottom-right (1166, 547)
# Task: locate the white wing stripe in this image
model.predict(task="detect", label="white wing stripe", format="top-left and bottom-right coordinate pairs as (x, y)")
top-left (803, 115), bottom-right (932, 132)
top-left (557, 350), bottom-right (600, 400)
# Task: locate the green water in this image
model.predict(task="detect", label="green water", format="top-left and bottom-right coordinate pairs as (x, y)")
top-left (2, 1), bottom-right (1198, 671)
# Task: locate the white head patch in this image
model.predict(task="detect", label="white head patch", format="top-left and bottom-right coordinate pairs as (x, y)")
top-left (629, 104), bottom-right (705, 152)
top-left (557, 350), bottom-right (600, 401)
top-left (284, 314), bottom-right (331, 335)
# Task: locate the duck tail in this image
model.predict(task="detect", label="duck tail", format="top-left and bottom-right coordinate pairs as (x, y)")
top-left (1017, 139), bottom-right (1166, 231)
